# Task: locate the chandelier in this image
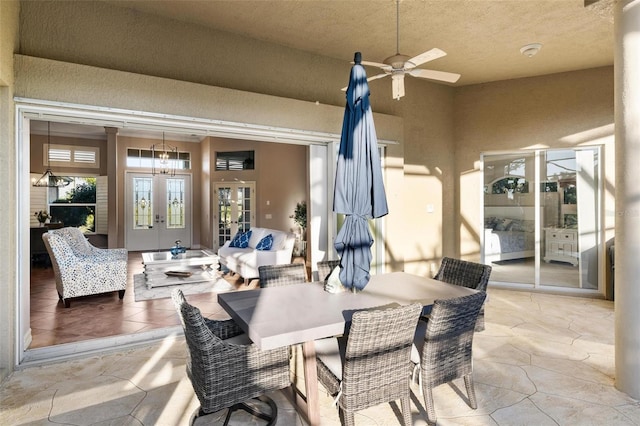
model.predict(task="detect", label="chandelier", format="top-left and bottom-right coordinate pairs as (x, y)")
top-left (32, 122), bottom-right (72, 188)
top-left (151, 132), bottom-right (177, 176)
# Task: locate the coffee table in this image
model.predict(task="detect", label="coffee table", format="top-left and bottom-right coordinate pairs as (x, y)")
top-left (141, 249), bottom-right (219, 289)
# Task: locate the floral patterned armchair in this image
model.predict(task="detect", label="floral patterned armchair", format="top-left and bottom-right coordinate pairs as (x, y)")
top-left (42, 227), bottom-right (127, 308)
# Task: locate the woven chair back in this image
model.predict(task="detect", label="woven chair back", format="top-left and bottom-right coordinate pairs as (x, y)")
top-left (258, 263), bottom-right (307, 288)
top-left (421, 291), bottom-right (486, 388)
top-left (341, 303), bottom-right (422, 411)
top-left (434, 257), bottom-right (492, 292)
top-left (317, 260), bottom-right (340, 282)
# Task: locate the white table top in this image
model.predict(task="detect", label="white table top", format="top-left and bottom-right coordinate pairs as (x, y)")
top-left (218, 271), bottom-right (477, 350)
top-left (141, 249), bottom-right (217, 265)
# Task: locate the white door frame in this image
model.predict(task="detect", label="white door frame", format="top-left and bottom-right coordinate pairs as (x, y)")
top-left (212, 181), bottom-right (256, 251)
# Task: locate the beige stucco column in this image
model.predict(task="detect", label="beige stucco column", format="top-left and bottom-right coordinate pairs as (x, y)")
top-left (105, 127), bottom-right (119, 249)
top-left (614, 0), bottom-right (640, 399)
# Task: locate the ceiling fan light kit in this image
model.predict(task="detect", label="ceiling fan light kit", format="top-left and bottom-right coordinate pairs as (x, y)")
top-left (350, 0), bottom-right (461, 100)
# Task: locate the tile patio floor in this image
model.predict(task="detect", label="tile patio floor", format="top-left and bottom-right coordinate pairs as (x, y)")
top-left (2, 288), bottom-right (639, 425)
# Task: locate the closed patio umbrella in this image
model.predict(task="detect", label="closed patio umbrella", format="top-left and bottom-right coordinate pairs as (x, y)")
top-left (334, 52), bottom-right (388, 291)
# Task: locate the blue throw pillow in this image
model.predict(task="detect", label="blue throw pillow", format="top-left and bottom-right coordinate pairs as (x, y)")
top-left (256, 234), bottom-right (274, 251)
top-left (229, 230), bottom-right (252, 248)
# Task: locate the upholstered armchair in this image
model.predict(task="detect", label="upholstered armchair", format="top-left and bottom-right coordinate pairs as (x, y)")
top-left (42, 228), bottom-right (127, 308)
top-left (49, 227), bottom-right (128, 261)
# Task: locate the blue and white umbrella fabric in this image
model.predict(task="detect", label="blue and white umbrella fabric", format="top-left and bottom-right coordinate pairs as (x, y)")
top-left (333, 52), bottom-right (389, 291)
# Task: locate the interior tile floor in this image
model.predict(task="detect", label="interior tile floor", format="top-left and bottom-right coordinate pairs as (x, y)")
top-left (29, 252), bottom-right (252, 348)
top-left (4, 287), bottom-right (639, 425)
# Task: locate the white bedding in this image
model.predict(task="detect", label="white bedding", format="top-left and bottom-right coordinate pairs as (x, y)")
top-left (484, 206), bottom-right (536, 262)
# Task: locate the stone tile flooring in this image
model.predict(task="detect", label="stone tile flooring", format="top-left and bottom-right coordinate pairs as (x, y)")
top-left (2, 288), bottom-right (639, 425)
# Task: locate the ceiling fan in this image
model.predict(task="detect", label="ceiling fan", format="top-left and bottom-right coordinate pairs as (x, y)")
top-left (361, 0), bottom-right (461, 100)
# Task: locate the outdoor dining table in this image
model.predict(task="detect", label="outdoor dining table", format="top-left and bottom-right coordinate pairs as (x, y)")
top-left (217, 271), bottom-right (478, 426)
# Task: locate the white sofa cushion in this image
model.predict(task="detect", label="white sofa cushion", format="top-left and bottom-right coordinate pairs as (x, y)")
top-left (248, 228), bottom-right (269, 248)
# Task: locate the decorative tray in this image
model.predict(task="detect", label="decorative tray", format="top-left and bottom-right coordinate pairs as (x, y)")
top-left (165, 270), bottom-right (193, 278)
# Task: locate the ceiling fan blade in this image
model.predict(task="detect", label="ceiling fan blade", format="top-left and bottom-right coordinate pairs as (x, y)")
top-left (367, 73), bottom-right (390, 82)
top-left (392, 75), bottom-right (405, 100)
top-left (341, 73), bottom-right (389, 91)
top-left (409, 68), bottom-right (461, 83)
top-left (361, 60), bottom-right (391, 70)
top-left (406, 48), bottom-right (447, 68)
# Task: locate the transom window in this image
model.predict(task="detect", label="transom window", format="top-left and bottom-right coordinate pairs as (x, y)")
top-left (126, 148), bottom-right (191, 170)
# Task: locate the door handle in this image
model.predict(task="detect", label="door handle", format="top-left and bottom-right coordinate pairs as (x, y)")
top-left (155, 214), bottom-right (160, 223)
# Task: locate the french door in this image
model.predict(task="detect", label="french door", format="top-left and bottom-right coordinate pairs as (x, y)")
top-left (213, 182), bottom-right (255, 250)
top-left (125, 173), bottom-right (192, 251)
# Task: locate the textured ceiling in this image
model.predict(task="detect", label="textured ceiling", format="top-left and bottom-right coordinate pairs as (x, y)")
top-left (102, 0), bottom-right (614, 86)
top-left (33, 1), bottom-right (614, 140)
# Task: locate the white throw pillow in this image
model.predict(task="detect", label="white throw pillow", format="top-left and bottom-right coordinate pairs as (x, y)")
top-left (325, 265), bottom-right (347, 294)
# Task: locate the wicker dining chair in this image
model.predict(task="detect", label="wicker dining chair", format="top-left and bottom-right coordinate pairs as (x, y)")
top-left (433, 257), bottom-right (492, 331)
top-left (171, 289), bottom-right (290, 425)
top-left (258, 263), bottom-right (307, 288)
top-left (412, 291), bottom-right (487, 425)
top-left (315, 303), bottom-right (422, 426)
top-left (317, 259), bottom-right (340, 282)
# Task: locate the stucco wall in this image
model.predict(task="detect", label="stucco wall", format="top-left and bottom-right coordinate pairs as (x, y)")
top-left (0, 0), bottom-right (19, 383)
top-left (453, 66), bottom-right (615, 263)
top-left (398, 77), bottom-right (456, 276)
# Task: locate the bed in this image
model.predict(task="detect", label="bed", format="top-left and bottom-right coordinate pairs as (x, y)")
top-left (484, 206), bottom-right (536, 263)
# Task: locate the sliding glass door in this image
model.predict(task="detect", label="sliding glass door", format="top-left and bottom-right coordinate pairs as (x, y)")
top-left (483, 148), bottom-right (601, 291)
top-left (483, 152), bottom-right (536, 285)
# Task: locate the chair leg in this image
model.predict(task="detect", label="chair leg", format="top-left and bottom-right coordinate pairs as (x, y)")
top-left (423, 384), bottom-right (437, 426)
top-left (464, 373), bottom-right (478, 409)
top-left (339, 408), bottom-right (356, 426)
top-left (475, 307), bottom-right (485, 332)
top-left (401, 394), bottom-right (412, 426)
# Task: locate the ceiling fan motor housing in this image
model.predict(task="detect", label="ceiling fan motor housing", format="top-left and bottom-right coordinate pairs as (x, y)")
top-left (384, 53), bottom-right (411, 69)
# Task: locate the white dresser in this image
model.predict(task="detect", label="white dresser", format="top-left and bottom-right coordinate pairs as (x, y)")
top-left (543, 228), bottom-right (578, 266)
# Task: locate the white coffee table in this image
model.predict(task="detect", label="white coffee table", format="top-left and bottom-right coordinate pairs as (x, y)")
top-left (141, 249), bottom-right (219, 289)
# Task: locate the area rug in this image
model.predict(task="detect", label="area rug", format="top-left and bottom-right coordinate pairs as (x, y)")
top-left (133, 273), bottom-right (235, 302)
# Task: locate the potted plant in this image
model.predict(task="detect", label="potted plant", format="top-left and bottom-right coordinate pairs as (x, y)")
top-left (290, 201), bottom-right (307, 256)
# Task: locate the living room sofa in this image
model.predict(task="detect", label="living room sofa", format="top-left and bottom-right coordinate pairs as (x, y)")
top-left (218, 227), bottom-right (296, 282)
